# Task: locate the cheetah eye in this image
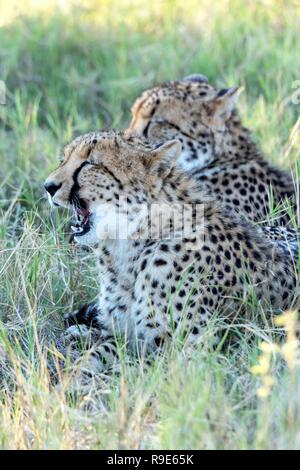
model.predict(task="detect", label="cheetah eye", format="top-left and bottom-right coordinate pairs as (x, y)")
top-left (86, 154), bottom-right (98, 166)
top-left (86, 147), bottom-right (96, 164)
top-left (146, 107), bottom-right (156, 119)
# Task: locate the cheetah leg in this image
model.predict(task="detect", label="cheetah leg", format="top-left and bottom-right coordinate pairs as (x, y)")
top-left (131, 291), bottom-right (218, 357)
top-left (63, 300), bottom-right (106, 350)
top-left (57, 334), bottom-right (121, 395)
top-left (64, 300), bottom-right (100, 329)
top-left (64, 333), bottom-right (128, 394)
top-left (131, 260), bottom-right (225, 356)
top-left (63, 304), bottom-right (127, 385)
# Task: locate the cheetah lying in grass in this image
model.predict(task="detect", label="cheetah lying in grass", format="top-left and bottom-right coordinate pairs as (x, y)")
top-left (45, 130), bottom-right (300, 376)
top-left (128, 74), bottom-right (298, 225)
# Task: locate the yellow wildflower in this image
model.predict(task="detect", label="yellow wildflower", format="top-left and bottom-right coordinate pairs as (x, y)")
top-left (259, 341), bottom-right (280, 354)
top-left (275, 310), bottom-right (297, 330)
top-left (257, 386), bottom-right (271, 399)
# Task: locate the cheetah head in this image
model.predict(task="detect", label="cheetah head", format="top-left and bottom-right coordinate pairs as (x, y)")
top-left (128, 75), bottom-right (241, 168)
top-left (44, 131), bottom-right (181, 246)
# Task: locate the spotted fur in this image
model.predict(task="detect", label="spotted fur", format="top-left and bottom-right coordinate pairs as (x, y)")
top-left (45, 131), bottom-right (300, 379)
top-left (128, 77), bottom-right (297, 224)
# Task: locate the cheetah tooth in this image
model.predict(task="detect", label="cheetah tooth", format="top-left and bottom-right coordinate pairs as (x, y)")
top-left (71, 225), bottom-right (83, 233)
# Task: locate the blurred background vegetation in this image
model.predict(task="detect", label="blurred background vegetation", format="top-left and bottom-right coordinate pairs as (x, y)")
top-left (1, 0), bottom-right (300, 149)
top-left (0, 0), bottom-right (300, 450)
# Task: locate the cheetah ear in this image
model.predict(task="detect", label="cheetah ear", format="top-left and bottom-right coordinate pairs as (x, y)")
top-left (209, 86), bottom-right (242, 121)
top-left (144, 140), bottom-right (182, 177)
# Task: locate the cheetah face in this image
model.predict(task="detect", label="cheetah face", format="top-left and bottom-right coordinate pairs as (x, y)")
top-left (44, 131), bottom-right (181, 246)
top-left (129, 77), bottom-right (215, 135)
top-left (128, 77), bottom-right (240, 170)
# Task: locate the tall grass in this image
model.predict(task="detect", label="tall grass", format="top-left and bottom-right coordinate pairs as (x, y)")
top-left (0, 0), bottom-right (300, 449)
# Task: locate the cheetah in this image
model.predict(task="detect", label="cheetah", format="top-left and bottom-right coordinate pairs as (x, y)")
top-left (44, 130), bottom-right (300, 376)
top-left (127, 75), bottom-right (298, 225)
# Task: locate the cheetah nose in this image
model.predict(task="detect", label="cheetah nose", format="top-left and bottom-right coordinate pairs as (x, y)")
top-left (44, 181), bottom-right (62, 197)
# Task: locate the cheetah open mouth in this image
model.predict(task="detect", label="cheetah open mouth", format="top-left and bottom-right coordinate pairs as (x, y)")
top-left (71, 207), bottom-right (93, 238)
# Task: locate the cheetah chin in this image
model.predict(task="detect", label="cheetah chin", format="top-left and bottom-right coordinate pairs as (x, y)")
top-left (70, 206), bottom-right (98, 246)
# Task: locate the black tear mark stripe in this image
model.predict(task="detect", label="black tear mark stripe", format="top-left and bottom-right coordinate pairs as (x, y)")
top-left (69, 161), bottom-right (91, 207)
top-left (69, 160), bottom-right (123, 207)
top-left (143, 121), bottom-right (151, 138)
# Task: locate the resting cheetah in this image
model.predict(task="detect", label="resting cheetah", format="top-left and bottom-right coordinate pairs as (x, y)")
top-left (128, 75), bottom-right (298, 225)
top-left (44, 131), bottom-right (300, 375)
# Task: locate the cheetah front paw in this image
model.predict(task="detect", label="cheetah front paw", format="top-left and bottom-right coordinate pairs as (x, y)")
top-left (63, 324), bottom-right (94, 347)
top-left (64, 309), bottom-right (84, 329)
top-left (64, 302), bottom-right (100, 329)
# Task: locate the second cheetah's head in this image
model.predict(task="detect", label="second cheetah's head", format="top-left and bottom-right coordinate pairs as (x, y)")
top-left (128, 76), bottom-right (241, 167)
